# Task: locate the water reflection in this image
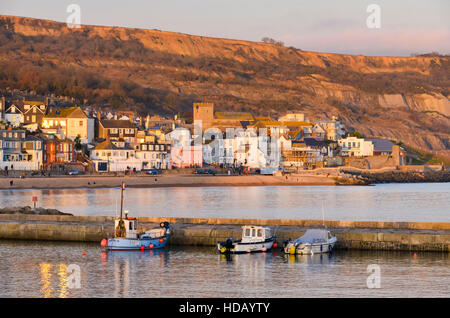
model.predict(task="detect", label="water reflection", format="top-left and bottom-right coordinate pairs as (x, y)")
top-left (1, 241), bottom-right (449, 298)
top-left (285, 253), bottom-right (334, 266)
top-left (39, 263), bottom-right (53, 298)
top-left (100, 249), bottom-right (169, 297)
top-left (1, 183), bottom-right (449, 221)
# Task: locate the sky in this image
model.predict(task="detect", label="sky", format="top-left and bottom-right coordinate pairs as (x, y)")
top-left (1, 0), bottom-right (449, 56)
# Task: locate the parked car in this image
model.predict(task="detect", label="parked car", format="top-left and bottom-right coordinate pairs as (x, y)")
top-left (68, 169), bottom-right (79, 175)
top-left (206, 169), bottom-right (216, 175)
top-left (146, 169), bottom-right (160, 175)
top-left (195, 169), bottom-right (206, 174)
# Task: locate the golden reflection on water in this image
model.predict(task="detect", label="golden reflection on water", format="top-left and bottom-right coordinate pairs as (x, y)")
top-left (39, 262), bottom-right (70, 298)
top-left (57, 263), bottom-right (68, 298)
top-left (39, 263), bottom-right (53, 298)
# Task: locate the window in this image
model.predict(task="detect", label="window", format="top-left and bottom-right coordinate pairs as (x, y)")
top-left (245, 228), bottom-right (250, 237)
top-left (79, 120), bottom-right (83, 126)
top-left (257, 229), bottom-right (263, 237)
top-left (251, 229), bottom-right (256, 237)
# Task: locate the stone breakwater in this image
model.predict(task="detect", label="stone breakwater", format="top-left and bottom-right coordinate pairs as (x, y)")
top-left (340, 169), bottom-right (450, 184)
top-left (0, 206), bottom-right (72, 216)
top-left (0, 215), bottom-right (448, 252)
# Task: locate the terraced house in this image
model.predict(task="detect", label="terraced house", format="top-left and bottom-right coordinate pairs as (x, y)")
top-left (39, 133), bottom-right (76, 166)
top-left (98, 119), bottom-right (138, 144)
top-left (0, 129), bottom-right (43, 171)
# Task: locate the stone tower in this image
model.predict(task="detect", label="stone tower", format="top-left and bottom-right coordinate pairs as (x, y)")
top-left (193, 102), bottom-right (214, 130)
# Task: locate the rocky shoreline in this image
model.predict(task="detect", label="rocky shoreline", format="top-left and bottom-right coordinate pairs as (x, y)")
top-left (341, 170), bottom-right (450, 184)
top-left (0, 206), bottom-right (72, 216)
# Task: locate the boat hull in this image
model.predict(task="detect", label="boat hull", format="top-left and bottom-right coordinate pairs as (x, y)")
top-left (218, 238), bottom-right (275, 254)
top-left (284, 238), bottom-right (337, 255)
top-left (106, 236), bottom-right (169, 251)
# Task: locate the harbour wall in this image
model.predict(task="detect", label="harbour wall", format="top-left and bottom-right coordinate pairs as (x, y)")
top-left (0, 215), bottom-right (449, 252)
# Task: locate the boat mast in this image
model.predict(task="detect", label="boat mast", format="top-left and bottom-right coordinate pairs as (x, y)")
top-left (120, 181), bottom-right (125, 220)
top-left (322, 202), bottom-right (326, 229)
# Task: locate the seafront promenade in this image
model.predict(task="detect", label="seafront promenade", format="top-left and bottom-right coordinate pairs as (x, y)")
top-left (1, 214), bottom-right (449, 252)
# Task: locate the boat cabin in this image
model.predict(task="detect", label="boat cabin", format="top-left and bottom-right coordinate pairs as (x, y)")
top-left (241, 226), bottom-right (271, 243)
top-left (114, 211), bottom-right (138, 239)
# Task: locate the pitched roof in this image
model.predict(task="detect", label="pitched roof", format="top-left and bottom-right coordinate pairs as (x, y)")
top-left (100, 120), bottom-right (136, 129)
top-left (280, 121), bottom-right (313, 127)
top-left (46, 107), bottom-right (86, 118)
top-left (366, 139), bottom-right (395, 152)
top-left (214, 112), bottom-right (254, 121)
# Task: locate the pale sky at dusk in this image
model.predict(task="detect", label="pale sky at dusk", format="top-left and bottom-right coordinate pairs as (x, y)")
top-left (1, 0), bottom-right (449, 56)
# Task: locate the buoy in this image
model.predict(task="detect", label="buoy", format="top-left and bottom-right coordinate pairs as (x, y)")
top-left (414, 253), bottom-right (417, 259)
top-left (82, 252), bottom-right (86, 256)
top-left (220, 247), bottom-right (227, 254)
top-left (273, 243), bottom-right (278, 248)
top-left (149, 244), bottom-right (154, 249)
top-left (262, 247), bottom-right (267, 252)
top-left (159, 238), bottom-right (164, 243)
top-left (140, 245), bottom-right (145, 251)
top-left (289, 245), bottom-right (296, 255)
top-left (100, 238), bottom-right (107, 247)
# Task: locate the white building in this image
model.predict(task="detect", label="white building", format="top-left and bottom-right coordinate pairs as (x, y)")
top-left (338, 136), bottom-right (374, 157)
top-left (0, 130), bottom-right (43, 171)
top-left (136, 142), bottom-right (171, 169)
top-left (90, 140), bottom-right (141, 172)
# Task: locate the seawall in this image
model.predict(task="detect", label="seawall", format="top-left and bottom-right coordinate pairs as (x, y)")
top-left (0, 215), bottom-right (449, 252)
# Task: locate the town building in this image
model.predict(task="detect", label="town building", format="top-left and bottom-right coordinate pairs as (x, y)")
top-left (3, 103), bottom-right (25, 127)
top-left (193, 102), bottom-right (254, 130)
top-left (0, 129), bottom-right (43, 171)
top-left (338, 136), bottom-right (374, 157)
top-left (40, 133), bottom-right (76, 166)
top-left (315, 118), bottom-right (346, 141)
top-left (42, 107), bottom-right (94, 144)
top-left (136, 141), bottom-right (171, 169)
top-left (98, 120), bottom-right (138, 144)
top-left (90, 140), bottom-right (141, 172)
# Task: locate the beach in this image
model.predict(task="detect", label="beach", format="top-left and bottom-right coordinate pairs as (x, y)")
top-left (0, 174), bottom-right (346, 190)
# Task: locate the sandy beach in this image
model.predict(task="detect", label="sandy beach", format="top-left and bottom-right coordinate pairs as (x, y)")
top-left (0, 174), bottom-right (344, 190)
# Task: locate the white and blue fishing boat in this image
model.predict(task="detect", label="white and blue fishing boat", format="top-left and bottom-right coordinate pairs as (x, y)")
top-left (100, 182), bottom-right (171, 251)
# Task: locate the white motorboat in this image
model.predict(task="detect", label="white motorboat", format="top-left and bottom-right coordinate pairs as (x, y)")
top-left (284, 229), bottom-right (337, 255)
top-left (217, 225), bottom-right (276, 254)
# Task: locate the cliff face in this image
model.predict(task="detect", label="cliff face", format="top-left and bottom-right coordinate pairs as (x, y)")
top-left (0, 15), bottom-right (449, 154)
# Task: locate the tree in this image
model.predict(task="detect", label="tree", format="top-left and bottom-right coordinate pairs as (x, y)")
top-left (349, 131), bottom-right (363, 138)
top-left (74, 135), bottom-right (83, 151)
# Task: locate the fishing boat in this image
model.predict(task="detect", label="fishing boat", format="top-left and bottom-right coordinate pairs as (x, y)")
top-left (100, 182), bottom-right (171, 251)
top-left (217, 225), bottom-right (276, 254)
top-left (283, 229), bottom-right (337, 255)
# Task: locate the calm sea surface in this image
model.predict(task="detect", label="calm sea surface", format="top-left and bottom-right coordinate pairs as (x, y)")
top-left (0, 241), bottom-right (448, 298)
top-left (0, 183), bottom-right (449, 222)
top-left (0, 183), bottom-right (449, 298)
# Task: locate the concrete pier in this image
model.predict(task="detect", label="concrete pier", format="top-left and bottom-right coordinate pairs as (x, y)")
top-left (0, 215), bottom-right (449, 252)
